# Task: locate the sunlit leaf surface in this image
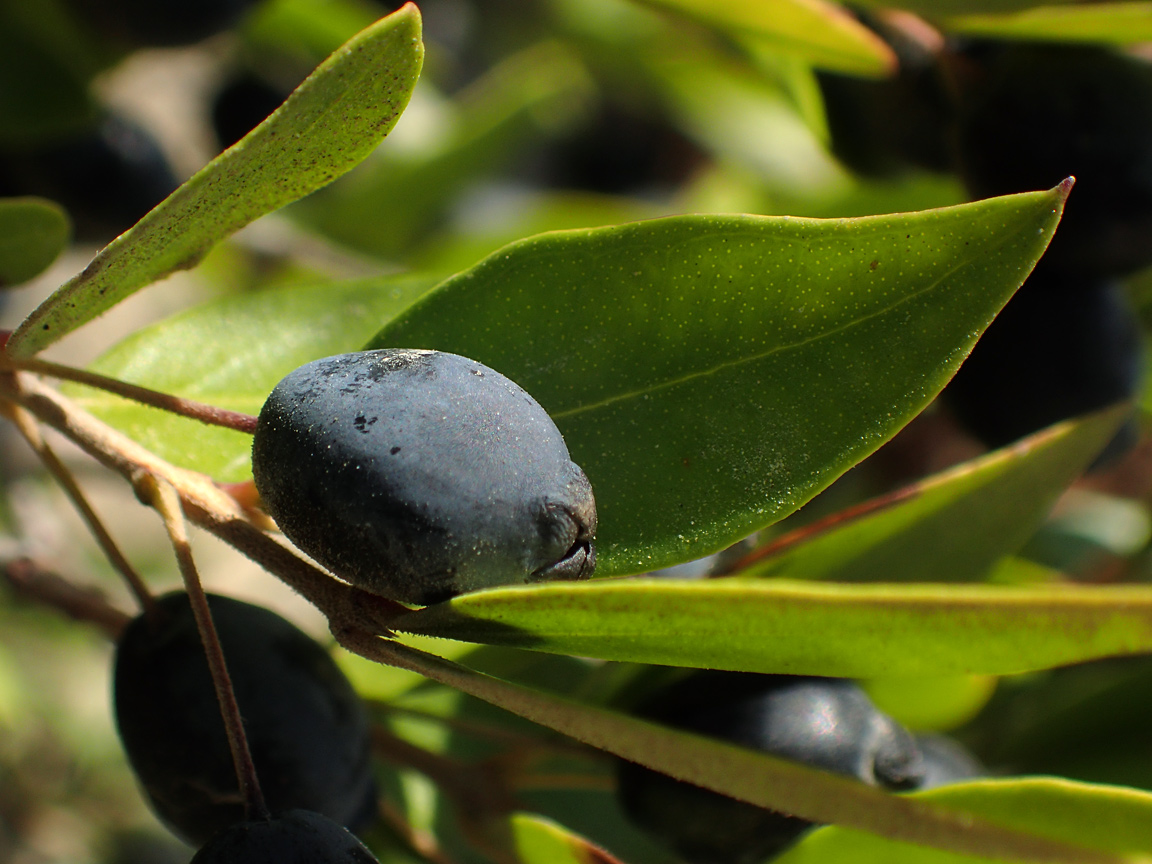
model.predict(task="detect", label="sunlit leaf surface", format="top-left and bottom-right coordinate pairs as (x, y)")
top-left (8, 4), bottom-right (424, 356)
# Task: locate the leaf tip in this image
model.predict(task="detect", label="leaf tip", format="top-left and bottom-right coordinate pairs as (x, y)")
top-left (393, 1), bottom-right (423, 26)
top-left (1056, 175), bottom-right (1076, 203)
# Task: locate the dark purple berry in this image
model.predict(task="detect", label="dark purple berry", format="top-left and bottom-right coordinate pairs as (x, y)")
top-left (114, 593), bottom-right (375, 846)
top-left (190, 810), bottom-right (378, 864)
top-left (251, 349), bottom-right (597, 606)
top-left (615, 672), bottom-right (923, 864)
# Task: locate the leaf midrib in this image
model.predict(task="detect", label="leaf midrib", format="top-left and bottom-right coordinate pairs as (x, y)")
top-left (551, 226), bottom-right (1019, 421)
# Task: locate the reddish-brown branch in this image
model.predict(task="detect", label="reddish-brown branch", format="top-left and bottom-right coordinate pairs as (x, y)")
top-left (0, 355), bottom-right (257, 434)
top-left (714, 482), bottom-right (920, 576)
top-left (0, 370), bottom-right (407, 635)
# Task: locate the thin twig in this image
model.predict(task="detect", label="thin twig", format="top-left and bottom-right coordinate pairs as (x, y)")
top-left (140, 473), bottom-right (270, 823)
top-left (0, 354), bottom-right (257, 433)
top-left (3, 403), bottom-right (157, 617)
top-left (0, 370), bottom-right (406, 635)
top-left (338, 633), bottom-right (1122, 864)
top-left (712, 481), bottom-right (921, 576)
top-left (373, 727), bottom-right (509, 806)
top-left (373, 727), bottom-right (519, 864)
top-left (3, 557), bottom-right (132, 640)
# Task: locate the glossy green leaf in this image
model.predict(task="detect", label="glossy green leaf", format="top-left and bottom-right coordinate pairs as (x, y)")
top-left (511, 813), bottom-right (627, 864)
top-left (732, 408), bottom-right (1127, 583)
top-left (7, 4), bottom-right (424, 357)
top-left (633, 0), bottom-right (896, 77)
top-left (369, 187), bottom-right (1069, 576)
top-left (352, 638), bottom-right (1122, 864)
top-left (776, 778), bottom-right (1152, 862)
top-left (70, 274), bottom-right (436, 480)
top-left (945, 4), bottom-right (1152, 45)
top-left (394, 578), bottom-right (1152, 678)
top-left (0, 197), bottom-right (69, 286)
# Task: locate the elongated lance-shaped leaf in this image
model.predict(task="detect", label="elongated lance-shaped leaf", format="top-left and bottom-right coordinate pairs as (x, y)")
top-left (852, 0), bottom-right (1070, 15)
top-left (946, 4), bottom-right (1152, 45)
top-left (776, 778), bottom-right (1152, 863)
top-left (6, 4), bottom-right (423, 358)
top-left (730, 407), bottom-right (1128, 582)
top-left (347, 636), bottom-right (1123, 864)
top-left (394, 577), bottom-right (1152, 678)
top-left (0, 197), bottom-right (69, 286)
top-left (368, 184), bottom-right (1071, 576)
top-left (634, 0), bottom-right (896, 77)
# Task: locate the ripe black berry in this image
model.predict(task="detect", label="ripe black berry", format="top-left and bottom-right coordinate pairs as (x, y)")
top-left (113, 593), bottom-right (376, 846)
top-left (542, 102), bottom-right (706, 195)
top-left (190, 810), bottom-right (378, 864)
top-left (615, 672), bottom-right (923, 864)
top-left (0, 115), bottom-right (178, 240)
top-left (211, 73), bottom-right (291, 152)
top-left (251, 349), bottom-right (597, 606)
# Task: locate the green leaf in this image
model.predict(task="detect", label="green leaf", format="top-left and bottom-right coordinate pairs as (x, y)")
top-left (732, 408), bottom-right (1127, 583)
top-left (7, 4), bottom-right (424, 358)
top-left (292, 41), bottom-right (593, 260)
top-left (393, 578), bottom-right (1152, 678)
top-left (511, 813), bottom-right (628, 864)
top-left (632, 0), bottom-right (896, 77)
top-left (368, 186), bottom-right (1069, 576)
top-left (0, 3), bottom-right (99, 146)
top-left (643, 40), bottom-right (844, 194)
top-left (945, 4), bottom-right (1152, 45)
top-left (349, 638), bottom-right (1124, 864)
top-left (964, 656), bottom-right (1152, 788)
top-left (776, 778), bottom-right (1152, 862)
top-left (70, 274), bottom-right (436, 480)
top-left (860, 674), bottom-right (998, 732)
top-left (851, 0), bottom-right (1080, 16)
top-left (0, 197), bottom-right (69, 286)
top-left (243, 0), bottom-right (379, 67)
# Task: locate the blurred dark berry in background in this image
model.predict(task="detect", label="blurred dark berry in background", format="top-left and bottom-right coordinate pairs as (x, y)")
top-left (942, 265), bottom-right (1144, 456)
top-left (0, 115), bottom-right (178, 240)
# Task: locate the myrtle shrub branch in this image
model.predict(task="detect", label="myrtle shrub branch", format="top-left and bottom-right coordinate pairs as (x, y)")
top-left (336, 632), bottom-right (1123, 864)
top-left (141, 473), bottom-right (271, 822)
top-left (0, 369), bottom-right (1128, 864)
top-left (3, 401), bottom-right (157, 615)
top-left (0, 351), bottom-right (258, 433)
top-left (0, 370), bottom-right (407, 635)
